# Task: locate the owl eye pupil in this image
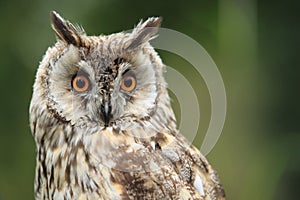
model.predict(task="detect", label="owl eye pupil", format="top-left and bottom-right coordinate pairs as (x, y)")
top-left (124, 77), bottom-right (132, 87)
top-left (76, 78), bottom-right (86, 88)
top-left (72, 72), bottom-right (90, 93)
top-left (120, 71), bottom-right (136, 92)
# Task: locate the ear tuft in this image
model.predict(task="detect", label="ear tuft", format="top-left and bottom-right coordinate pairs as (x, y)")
top-left (142, 17), bottom-right (162, 30)
top-left (127, 17), bottom-right (162, 50)
top-left (50, 11), bottom-right (85, 46)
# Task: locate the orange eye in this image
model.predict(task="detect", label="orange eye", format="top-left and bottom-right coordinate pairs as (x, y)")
top-left (72, 73), bottom-right (90, 93)
top-left (121, 72), bottom-right (136, 92)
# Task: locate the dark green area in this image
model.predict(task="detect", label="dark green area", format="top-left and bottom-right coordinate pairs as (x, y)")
top-left (0, 0), bottom-right (299, 199)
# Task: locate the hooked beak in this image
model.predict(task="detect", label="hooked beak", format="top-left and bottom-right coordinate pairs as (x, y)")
top-left (101, 96), bottom-right (111, 127)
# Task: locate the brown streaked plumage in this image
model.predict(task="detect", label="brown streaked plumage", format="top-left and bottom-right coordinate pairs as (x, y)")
top-left (29, 11), bottom-right (225, 200)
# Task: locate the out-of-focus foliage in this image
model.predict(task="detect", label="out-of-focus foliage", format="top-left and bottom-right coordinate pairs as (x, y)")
top-left (0, 0), bottom-right (298, 199)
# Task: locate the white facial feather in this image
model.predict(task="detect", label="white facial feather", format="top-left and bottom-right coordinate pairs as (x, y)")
top-left (194, 174), bottom-right (205, 196)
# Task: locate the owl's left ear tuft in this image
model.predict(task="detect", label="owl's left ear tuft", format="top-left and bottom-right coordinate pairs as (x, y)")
top-left (127, 17), bottom-right (162, 50)
top-left (50, 11), bottom-right (85, 47)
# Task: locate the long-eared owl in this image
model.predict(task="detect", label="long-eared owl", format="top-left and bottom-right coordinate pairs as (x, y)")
top-left (29, 11), bottom-right (225, 200)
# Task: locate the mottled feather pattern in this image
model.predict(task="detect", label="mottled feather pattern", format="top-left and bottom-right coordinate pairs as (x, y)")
top-left (30, 11), bottom-right (225, 200)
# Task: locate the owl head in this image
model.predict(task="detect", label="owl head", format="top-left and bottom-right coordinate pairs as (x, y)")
top-left (31, 11), bottom-right (175, 134)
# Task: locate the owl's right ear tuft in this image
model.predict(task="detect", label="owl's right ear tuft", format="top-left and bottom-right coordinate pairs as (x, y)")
top-left (50, 11), bottom-right (85, 47)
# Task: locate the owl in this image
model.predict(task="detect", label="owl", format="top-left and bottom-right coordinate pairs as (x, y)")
top-left (29, 11), bottom-right (225, 200)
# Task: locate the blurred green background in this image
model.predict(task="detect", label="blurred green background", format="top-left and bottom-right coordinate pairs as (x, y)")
top-left (0, 0), bottom-right (299, 199)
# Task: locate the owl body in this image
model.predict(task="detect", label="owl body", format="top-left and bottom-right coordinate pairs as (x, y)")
top-left (30, 12), bottom-right (225, 200)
